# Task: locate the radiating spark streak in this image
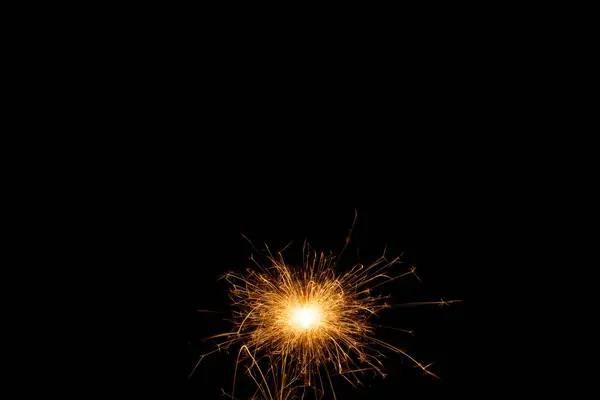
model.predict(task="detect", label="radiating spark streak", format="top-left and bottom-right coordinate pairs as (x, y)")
top-left (279, 240), bottom-right (293, 254)
top-left (337, 370), bottom-right (357, 387)
top-left (368, 268), bottom-right (417, 289)
top-left (337, 368), bottom-right (372, 374)
top-left (264, 243), bottom-right (274, 259)
top-left (375, 324), bottom-right (415, 335)
top-left (367, 337), bottom-right (440, 379)
top-left (188, 355), bottom-right (204, 379)
top-left (241, 233), bottom-right (262, 256)
top-left (220, 388), bottom-right (240, 400)
top-left (393, 299), bottom-right (463, 307)
top-left (237, 304), bottom-right (262, 334)
top-left (410, 265), bottom-right (422, 282)
top-left (247, 367), bottom-right (270, 400)
top-left (202, 332), bottom-right (240, 341)
top-left (234, 345), bottom-right (274, 400)
top-left (337, 208), bottom-right (358, 263)
top-left (279, 352), bottom-right (287, 400)
top-left (325, 366), bottom-right (337, 400)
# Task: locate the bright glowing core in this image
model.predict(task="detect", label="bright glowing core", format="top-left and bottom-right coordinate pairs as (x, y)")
top-left (289, 305), bottom-right (321, 330)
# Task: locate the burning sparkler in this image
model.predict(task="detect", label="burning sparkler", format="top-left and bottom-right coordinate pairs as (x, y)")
top-left (191, 213), bottom-right (461, 399)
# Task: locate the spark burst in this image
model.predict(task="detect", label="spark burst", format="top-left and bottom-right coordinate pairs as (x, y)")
top-left (192, 215), bottom-right (461, 400)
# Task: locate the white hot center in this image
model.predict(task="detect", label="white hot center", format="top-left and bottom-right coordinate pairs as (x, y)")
top-left (290, 305), bottom-right (321, 330)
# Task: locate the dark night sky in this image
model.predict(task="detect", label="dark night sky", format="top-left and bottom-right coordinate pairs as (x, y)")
top-left (185, 190), bottom-right (472, 399)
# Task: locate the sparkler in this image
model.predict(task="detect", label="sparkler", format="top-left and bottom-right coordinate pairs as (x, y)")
top-left (192, 214), bottom-right (461, 399)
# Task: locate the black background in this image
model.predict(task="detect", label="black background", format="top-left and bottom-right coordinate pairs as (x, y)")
top-left (185, 190), bottom-right (473, 399)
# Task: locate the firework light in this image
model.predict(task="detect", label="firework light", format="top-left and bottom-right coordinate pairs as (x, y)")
top-left (191, 213), bottom-right (461, 399)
